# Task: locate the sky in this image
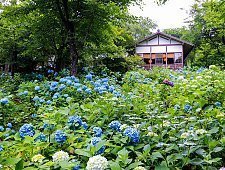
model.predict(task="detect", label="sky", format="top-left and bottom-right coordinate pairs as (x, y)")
top-left (129, 0), bottom-right (195, 30)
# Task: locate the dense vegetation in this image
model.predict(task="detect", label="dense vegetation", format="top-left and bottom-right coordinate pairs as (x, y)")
top-left (1, 66), bottom-right (225, 169)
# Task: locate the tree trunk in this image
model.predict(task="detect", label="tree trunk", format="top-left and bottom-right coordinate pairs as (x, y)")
top-left (69, 35), bottom-right (79, 75)
top-left (56, 0), bottom-right (79, 75)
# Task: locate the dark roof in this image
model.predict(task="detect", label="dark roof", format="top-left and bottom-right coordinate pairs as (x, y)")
top-left (137, 31), bottom-right (194, 60)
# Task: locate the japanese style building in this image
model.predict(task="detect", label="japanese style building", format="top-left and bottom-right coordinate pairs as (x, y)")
top-left (135, 31), bottom-right (194, 69)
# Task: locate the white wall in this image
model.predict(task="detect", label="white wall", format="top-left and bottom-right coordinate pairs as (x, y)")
top-left (151, 46), bottom-right (166, 53)
top-left (159, 36), bottom-right (170, 44)
top-left (148, 37), bottom-right (158, 45)
top-left (136, 46), bottom-right (150, 53)
top-left (167, 45), bottom-right (182, 52)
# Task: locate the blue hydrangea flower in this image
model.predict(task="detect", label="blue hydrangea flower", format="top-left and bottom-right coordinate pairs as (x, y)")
top-left (66, 80), bottom-right (72, 86)
top-left (0, 145), bottom-right (3, 152)
top-left (55, 130), bottom-right (67, 143)
top-left (109, 121), bottom-right (121, 131)
top-left (0, 98), bottom-right (9, 105)
top-left (52, 93), bottom-right (60, 99)
top-left (51, 81), bottom-right (58, 87)
top-left (215, 102), bottom-right (222, 107)
top-left (123, 127), bottom-right (140, 144)
top-left (93, 127), bottom-right (102, 137)
top-left (39, 98), bottom-right (45, 103)
top-left (174, 104), bottom-right (180, 110)
top-left (54, 72), bottom-right (58, 77)
top-left (31, 114), bottom-right (37, 118)
top-left (82, 122), bottom-right (88, 130)
top-left (91, 137), bottom-right (105, 154)
top-left (58, 84), bottom-right (66, 91)
top-left (23, 91), bottom-right (28, 95)
top-left (43, 123), bottom-right (54, 130)
top-left (68, 115), bottom-right (82, 129)
top-left (19, 124), bottom-right (35, 138)
top-left (74, 83), bottom-right (81, 88)
top-left (35, 86), bottom-right (40, 91)
top-left (46, 100), bottom-right (52, 105)
top-left (63, 94), bottom-right (69, 98)
top-left (73, 165), bottom-right (80, 170)
top-left (47, 69), bottom-right (54, 74)
top-left (85, 74), bottom-right (93, 81)
top-left (108, 85), bottom-right (115, 93)
top-left (0, 126), bottom-right (4, 132)
top-left (101, 78), bottom-right (108, 83)
top-left (184, 104), bottom-right (192, 113)
top-left (35, 133), bottom-right (47, 142)
top-left (85, 88), bottom-right (92, 94)
top-left (77, 88), bottom-right (82, 93)
top-left (7, 123), bottom-right (12, 128)
top-left (33, 96), bottom-right (39, 101)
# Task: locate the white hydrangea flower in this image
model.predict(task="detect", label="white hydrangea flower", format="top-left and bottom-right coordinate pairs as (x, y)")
top-left (147, 132), bottom-right (158, 137)
top-left (0, 164), bottom-right (2, 169)
top-left (219, 167), bottom-right (225, 170)
top-left (180, 132), bottom-right (190, 139)
top-left (86, 155), bottom-right (108, 170)
top-left (134, 166), bottom-right (147, 170)
top-left (32, 154), bottom-right (45, 163)
top-left (196, 129), bottom-right (207, 135)
top-left (52, 150), bottom-right (69, 162)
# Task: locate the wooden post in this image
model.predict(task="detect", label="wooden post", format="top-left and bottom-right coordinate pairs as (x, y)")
top-left (150, 46), bottom-right (152, 69)
top-left (166, 46), bottom-right (168, 68)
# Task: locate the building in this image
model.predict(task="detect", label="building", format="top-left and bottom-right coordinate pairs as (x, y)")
top-left (135, 31), bottom-right (194, 69)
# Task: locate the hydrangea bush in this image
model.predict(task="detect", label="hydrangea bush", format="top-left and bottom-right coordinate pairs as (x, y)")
top-left (1, 66), bottom-right (225, 169)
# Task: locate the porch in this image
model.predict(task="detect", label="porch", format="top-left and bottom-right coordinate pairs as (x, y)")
top-left (142, 63), bottom-right (183, 70)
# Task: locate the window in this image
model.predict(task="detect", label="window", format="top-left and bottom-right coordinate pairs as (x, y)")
top-left (155, 53), bottom-right (163, 64)
top-left (167, 53), bottom-right (174, 64)
top-left (174, 53), bottom-right (182, 63)
top-left (144, 58), bottom-right (150, 64)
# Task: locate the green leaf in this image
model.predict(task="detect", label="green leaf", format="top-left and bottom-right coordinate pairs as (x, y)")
top-left (3, 158), bottom-right (21, 166)
top-left (212, 147), bottom-right (223, 153)
top-left (208, 127), bottom-right (219, 134)
top-left (127, 161), bottom-right (143, 170)
top-left (75, 149), bottom-right (92, 157)
top-left (189, 158), bottom-right (203, 165)
top-left (195, 148), bottom-right (207, 156)
top-left (15, 159), bottom-right (23, 170)
top-left (109, 161), bottom-right (121, 170)
top-left (151, 152), bottom-right (164, 159)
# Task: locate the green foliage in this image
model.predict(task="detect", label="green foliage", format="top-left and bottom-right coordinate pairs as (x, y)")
top-left (1, 66), bottom-right (225, 169)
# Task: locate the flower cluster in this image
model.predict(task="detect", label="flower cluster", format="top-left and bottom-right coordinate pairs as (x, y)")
top-left (123, 127), bottom-right (140, 144)
top-left (68, 115), bottom-right (82, 129)
top-left (184, 104), bottom-right (192, 113)
top-left (215, 101), bottom-right (222, 107)
top-left (0, 98), bottom-right (9, 105)
top-left (35, 133), bottom-right (47, 142)
top-left (93, 127), bottom-right (103, 137)
top-left (86, 155), bottom-right (108, 170)
top-left (52, 150), bottom-right (69, 162)
top-left (109, 120), bottom-right (121, 131)
top-left (163, 79), bottom-right (174, 87)
top-left (91, 137), bottom-right (105, 154)
top-left (19, 124), bottom-right (35, 138)
top-left (32, 154), bottom-right (45, 163)
top-left (55, 130), bottom-right (67, 143)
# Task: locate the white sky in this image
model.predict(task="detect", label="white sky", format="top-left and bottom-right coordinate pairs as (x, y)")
top-left (129, 0), bottom-right (195, 30)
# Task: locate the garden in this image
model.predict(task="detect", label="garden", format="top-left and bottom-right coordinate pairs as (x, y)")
top-left (1, 66), bottom-right (225, 170)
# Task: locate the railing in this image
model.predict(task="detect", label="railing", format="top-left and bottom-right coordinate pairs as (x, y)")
top-left (142, 64), bottom-right (183, 70)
